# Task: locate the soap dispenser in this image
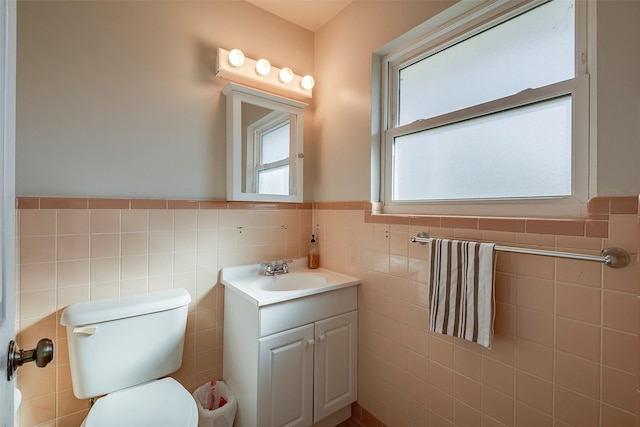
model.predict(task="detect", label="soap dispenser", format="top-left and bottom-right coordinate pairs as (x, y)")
top-left (308, 234), bottom-right (320, 269)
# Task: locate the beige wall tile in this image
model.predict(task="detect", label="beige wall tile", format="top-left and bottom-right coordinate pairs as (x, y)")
top-left (454, 347), bottom-right (482, 382)
top-left (606, 214), bottom-right (638, 254)
top-left (516, 276), bottom-right (554, 313)
top-left (90, 210), bottom-right (120, 233)
top-left (482, 386), bottom-right (514, 426)
top-left (90, 234), bottom-right (120, 258)
top-left (121, 255), bottom-right (148, 280)
top-left (515, 370), bottom-right (552, 415)
top-left (556, 258), bottom-right (603, 288)
top-left (454, 400), bottom-right (482, 426)
top-left (603, 290), bottom-right (637, 334)
top-left (19, 393), bottom-right (56, 426)
top-left (454, 373), bottom-right (482, 410)
top-left (483, 358), bottom-right (514, 396)
top-left (57, 210), bottom-right (89, 235)
top-left (20, 290), bottom-right (56, 319)
top-left (90, 257), bottom-right (120, 284)
top-left (90, 282), bottom-right (120, 300)
top-left (20, 210), bottom-right (56, 237)
top-left (515, 253), bottom-right (554, 280)
top-left (121, 232), bottom-right (148, 256)
top-left (601, 404), bottom-right (636, 427)
top-left (554, 386), bottom-right (600, 427)
top-left (602, 366), bottom-right (636, 413)
top-left (555, 351), bottom-right (600, 398)
top-left (121, 210), bottom-right (148, 233)
top-left (556, 282), bottom-right (601, 324)
top-left (57, 285), bottom-right (90, 309)
top-left (20, 236), bottom-right (55, 264)
top-left (603, 257), bottom-right (638, 293)
top-left (429, 361), bottom-right (453, 394)
top-left (602, 328), bottom-right (637, 373)
top-left (555, 317), bottom-right (601, 362)
top-left (57, 235), bottom-right (90, 261)
top-left (149, 210), bottom-right (174, 231)
top-left (174, 210), bottom-right (197, 230)
top-left (20, 262), bottom-right (55, 292)
top-left (429, 385), bottom-right (454, 421)
top-left (514, 402), bottom-right (553, 427)
top-left (515, 339), bottom-right (554, 381)
top-left (516, 308), bottom-right (554, 347)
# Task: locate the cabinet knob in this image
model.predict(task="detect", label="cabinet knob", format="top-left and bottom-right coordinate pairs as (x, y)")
top-left (307, 339), bottom-right (315, 347)
top-left (319, 335), bottom-right (326, 342)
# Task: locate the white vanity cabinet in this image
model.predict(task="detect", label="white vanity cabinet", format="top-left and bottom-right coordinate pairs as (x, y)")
top-left (223, 284), bottom-right (358, 427)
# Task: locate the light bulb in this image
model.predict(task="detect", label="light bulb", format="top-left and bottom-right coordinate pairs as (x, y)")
top-left (227, 49), bottom-right (245, 67)
top-left (301, 75), bottom-right (315, 90)
top-left (255, 59), bottom-right (271, 76)
top-left (279, 67), bottom-right (294, 83)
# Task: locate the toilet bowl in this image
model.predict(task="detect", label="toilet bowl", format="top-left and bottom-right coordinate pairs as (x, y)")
top-left (61, 289), bottom-right (198, 427)
top-left (81, 378), bottom-right (197, 427)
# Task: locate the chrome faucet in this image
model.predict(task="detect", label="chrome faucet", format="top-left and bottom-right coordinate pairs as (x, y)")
top-left (260, 259), bottom-right (293, 276)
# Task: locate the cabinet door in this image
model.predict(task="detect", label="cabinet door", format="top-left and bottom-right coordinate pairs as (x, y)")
top-left (258, 324), bottom-right (314, 427)
top-left (313, 311), bottom-right (358, 423)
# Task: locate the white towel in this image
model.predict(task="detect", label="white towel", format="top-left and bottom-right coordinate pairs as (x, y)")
top-left (428, 238), bottom-right (496, 348)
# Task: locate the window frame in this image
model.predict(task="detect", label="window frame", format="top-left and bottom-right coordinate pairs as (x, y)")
top-left (377, 0), bottom-right (593, 217)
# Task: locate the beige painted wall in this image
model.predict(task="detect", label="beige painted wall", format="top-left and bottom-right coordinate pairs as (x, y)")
top-left (313, 0), bottom-right (640, 202)
top-left (595, 1), bottom-right (640, 196)
top-left (16, 1), bottom-right (640, 201)
top-left (16, 1), bottom-right (314, 200)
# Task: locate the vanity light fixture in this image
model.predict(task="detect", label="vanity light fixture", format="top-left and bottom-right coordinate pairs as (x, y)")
top-left (255, 58), bottom-right (271, 76)
top-left (300, 75), bottom-right (315, 90)
top-left (227, 49), bottom-right (245, 67)
top-left (216, 47), bottom-right (313, 98)
top-left (279, 67), bottom-right (294, 84)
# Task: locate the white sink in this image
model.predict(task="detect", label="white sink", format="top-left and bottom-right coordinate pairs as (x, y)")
top-left (252, 272), bottom-right (328, 291)
top-left (220, 259), bottom-right (360, 306)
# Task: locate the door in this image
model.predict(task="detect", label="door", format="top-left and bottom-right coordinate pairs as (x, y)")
top-left (0, 1), bottom-right (17, 426)
top-left (258, 324), bottom-right (314, 427)
top-left (313, 311), bottom-right (357, 423)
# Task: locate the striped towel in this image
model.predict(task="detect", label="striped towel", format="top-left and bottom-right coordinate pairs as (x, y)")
top-left (428, 238), bottom-right (497, 348)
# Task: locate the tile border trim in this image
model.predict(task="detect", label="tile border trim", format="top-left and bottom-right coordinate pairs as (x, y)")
top-left (16, 197), bottom-right (312, 211)
top-left (15, 196), bottom-right (638, 238)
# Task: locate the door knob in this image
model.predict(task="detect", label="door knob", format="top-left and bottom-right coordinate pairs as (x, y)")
top-left (7, 338), bottom-right (54, 381)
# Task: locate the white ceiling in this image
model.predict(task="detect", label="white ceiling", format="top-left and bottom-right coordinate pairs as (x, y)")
top-left (246, 0), bottom-right (352, 32)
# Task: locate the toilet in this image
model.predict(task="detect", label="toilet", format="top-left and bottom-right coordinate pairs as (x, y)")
top-left (60, 289), bottom-right (198, 427)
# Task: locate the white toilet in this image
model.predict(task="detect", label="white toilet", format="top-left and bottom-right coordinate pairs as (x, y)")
top-left (60, 289), bottom-right (198, 427)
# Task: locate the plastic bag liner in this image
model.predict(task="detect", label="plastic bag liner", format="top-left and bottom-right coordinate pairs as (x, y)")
top-left (192, 381), bottom-right (237, 427)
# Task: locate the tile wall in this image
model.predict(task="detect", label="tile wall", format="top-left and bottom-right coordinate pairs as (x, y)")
top-left (15, 196), bottom-right (639, 427)
top-left (15, 198), bottom-right (312, 427)
top-left (316, 198), bottom-right (639, 427)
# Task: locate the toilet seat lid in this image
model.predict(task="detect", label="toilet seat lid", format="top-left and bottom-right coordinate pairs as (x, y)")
top-left (83, 377), bottom-right (198, 427)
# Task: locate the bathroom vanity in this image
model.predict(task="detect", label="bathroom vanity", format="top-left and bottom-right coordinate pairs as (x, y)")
top-left (221, 260), bottom-right (360, 427)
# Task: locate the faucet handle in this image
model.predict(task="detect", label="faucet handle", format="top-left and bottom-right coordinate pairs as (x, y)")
top-left (260, 261), bottom-right (275, 275)
top-left (281, 259), bottom-right (293, 273)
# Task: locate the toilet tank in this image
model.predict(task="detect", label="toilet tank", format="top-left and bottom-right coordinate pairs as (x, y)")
top-left (60, 289), bottom-right (191, 399)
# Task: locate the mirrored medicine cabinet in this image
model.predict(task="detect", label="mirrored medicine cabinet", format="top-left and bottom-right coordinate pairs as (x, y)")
top-left (222, 82), bottom-right (307, 203)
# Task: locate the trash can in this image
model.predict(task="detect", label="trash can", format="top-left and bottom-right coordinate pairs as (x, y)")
top-left (193, 380), bottom-right (237, 427)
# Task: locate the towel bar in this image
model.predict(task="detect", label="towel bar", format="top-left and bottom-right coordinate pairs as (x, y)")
top-left (410, 232), bottom-right (630, 269)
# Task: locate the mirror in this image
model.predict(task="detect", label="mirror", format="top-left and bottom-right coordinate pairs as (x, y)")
top-left (222, 83), bottom-right (307, 202)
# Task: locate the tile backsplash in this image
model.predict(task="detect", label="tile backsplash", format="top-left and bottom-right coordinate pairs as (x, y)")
top-left (15, 200), bottom-right (311, 426)
top-left (15, 197), bottom-right (639, 427)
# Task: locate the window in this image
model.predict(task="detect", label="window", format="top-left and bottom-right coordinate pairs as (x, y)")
top-left (379, 0), bottom-right (591, 215)
top-left (246, 111), bottom-right (292, 196)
